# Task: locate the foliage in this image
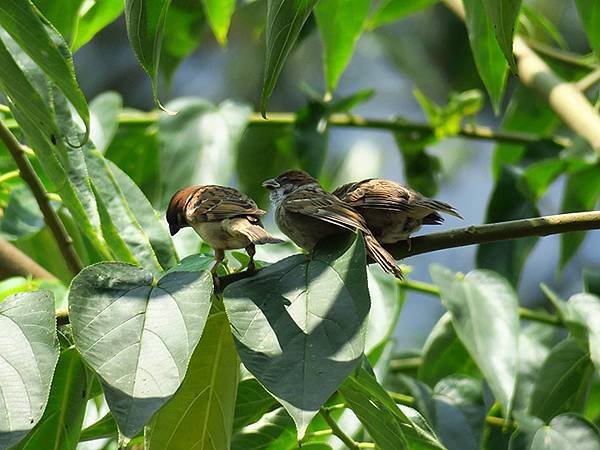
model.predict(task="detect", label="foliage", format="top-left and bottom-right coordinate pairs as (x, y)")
top-left (1, 0), bottom-right (600, 449)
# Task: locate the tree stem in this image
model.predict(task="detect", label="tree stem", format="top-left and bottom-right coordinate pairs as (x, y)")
top-left (0, 119), bottom-right (83, 276)
top-left (0, 238), bottom-right (57, 281)
top-left (319, 407), bottom-right (359, 450)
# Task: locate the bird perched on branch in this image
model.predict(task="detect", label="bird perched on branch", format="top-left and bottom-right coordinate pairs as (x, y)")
top-left (333, 178), bottom-right (462, 245)
top-left (262, 170), bottom-right (403, 279)
top-left (166, 185), bottom-right (283, 274)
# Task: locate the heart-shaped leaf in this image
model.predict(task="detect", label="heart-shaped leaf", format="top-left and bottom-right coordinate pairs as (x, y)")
top-left (0, 291), bottom-right (59, 449)
top-left (223, 234), bottom-right (370, 437)
top-left (430, 265), bottom-right (519, 417)
top-left (530, 414), bottom-right (600, 450)
top-left (69, 262), bottom-right (213, 438)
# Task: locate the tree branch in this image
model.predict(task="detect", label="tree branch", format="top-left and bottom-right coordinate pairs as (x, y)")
top-left (0, 119), bottom-right (83, 276)
top-left (0, 238), bottom-right (56, 281)
top-left (443, 0), bottom-right (600, 150)
top-left (386, 211), bottom-right (600, 260)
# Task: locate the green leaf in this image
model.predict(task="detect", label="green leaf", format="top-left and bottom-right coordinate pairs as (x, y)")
top-left (233, 378), bottom-right (279, 433)
top-left (90, 91), bottom-right (122, 153)
top-left (158, 97), bottom-right (251, 206)
top-left (584, 268), bottom-right (600, 297)
top-left (575, 0), bottom-right (600, 61)
top-left (476, 166), bottom-right (539, 286)
top-left (521, 158), bottom-right (566, 201)
top-left (463, 0), bottom-right (508, 114)
top-left (367, 0), bottom-right (438, 30)
top-left (0, 185), bottom-right (57, 239)
top-left (80, 413), bottom-right (118, 442)
top-left (567, 293), bottom-right (600, 374)
top-left (15, 348), bottom-right (90, 450)
top-left (160, 0), bottom-right (205, 82)
top-left (530, 414), bottom-right (600, 450)
top-left (124, 0), bottom-right (172, 109)
top-left (0, 291), bottom-right (59, 448)
top-left (418, 313), bottom-right (480, 387)
top-left (293, 101), bottom-right (329, 177)
top-left (223, 234), bottom-right (370, 437)
top-left (69, 262), bottom-right (213, 437)
top-left (481, 0), bottom-right (522, 72)
top-left (314, 0), bottom-right (370, 93)
top-left (260, 0), bottom-right (319, 116)
top-left (146, 302), bottom-right (239, 450)
top-left (529, 338), bottom-right (592, 422)
top-left (394, 129), bottom-right (441, 197)
top-left (201, 0), bottom-right (234, 45)
top-left (33, 0), bottom-right (84, 40)
top-left (430, 265), bottom-right (519, 417)
top-left (0, 0), bottom-right (90, 140)
top-left (560, 165), bottom-right (600, 270)
top-left (231, 407), bottom-right (297, 450)
top-left (71, 0), bottom-right (124, 51)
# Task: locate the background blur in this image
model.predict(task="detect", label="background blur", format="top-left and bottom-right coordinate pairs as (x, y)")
top-left (71, 0), bottom-right (598, 350)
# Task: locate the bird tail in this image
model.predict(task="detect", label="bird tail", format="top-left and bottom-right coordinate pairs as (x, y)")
top-left (364, 233), bottom-right (403, 279)
top-left (239, 224), bottom-right (285, 245)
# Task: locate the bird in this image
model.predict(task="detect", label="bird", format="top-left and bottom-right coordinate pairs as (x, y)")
top-left (262, 169), bottom-right (403, 279)
top-left (166, 185), bottom-right (283, 274)
top-left (332, 178), bottom-right (462, 246)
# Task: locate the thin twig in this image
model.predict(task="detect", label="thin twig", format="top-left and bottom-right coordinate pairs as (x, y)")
top-left (0, 119), bottom-right (83, 275)
top-left (0, 238), bottom-right (56, 281)
top-left (576, 68), bottom-right (600, 93)
top-left (0, 169), bottom-right (19, 184)
top-left (524, 39), bottom-right (598, 70)
top-left (319, 407), bottom-right (359, 450)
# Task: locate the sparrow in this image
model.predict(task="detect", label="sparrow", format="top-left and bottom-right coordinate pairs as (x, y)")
top-left (262, 170), bottom-right (403, 279)
top-left (332, 178), bottom-right (462, 245)
top-left (166, 185), bottom-right (283, 273)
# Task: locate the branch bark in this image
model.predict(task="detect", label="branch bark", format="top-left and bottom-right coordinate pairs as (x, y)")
top-left (443, 0), bottom-right (600, 150)
top-left (0, 119), bottom-right (83, 275)
top-left (0, 238), bottom-right (56, 281)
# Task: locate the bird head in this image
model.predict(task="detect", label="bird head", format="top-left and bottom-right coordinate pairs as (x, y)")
top-left (262, 170), bottom-right (319, 205)
top-left (166, 186), bottom-right (196, 235)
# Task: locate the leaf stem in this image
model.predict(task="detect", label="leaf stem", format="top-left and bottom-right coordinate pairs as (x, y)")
top-left (0, 119), bottom-right (83, 275)
top-left (524, 39), bottom-right (598, 70)
top-left (0, 169), bottom-right (20, 184)
top-left (0, 237), bottom-right (57, 281)
top-left (319, 407), bottom-right (359, 450)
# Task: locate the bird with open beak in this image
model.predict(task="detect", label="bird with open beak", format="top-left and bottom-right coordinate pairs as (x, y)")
top-left (262, 169), bottom-right (403, 279)
top-left (166, 185), bottom-right (283, 274)
top-left (333, 178), bottom-right (462, 246)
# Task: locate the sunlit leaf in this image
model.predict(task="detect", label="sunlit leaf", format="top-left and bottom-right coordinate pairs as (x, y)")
top-left (201, 0), bottom-right (234, 45)
top-left (71, 0), bottom-right (125, 51)
top-left (89, 91), bottom-right (122, 153)
top-left (530, 414), bottom-right (600, 450)
top-left (69, 263), bottom-right (213, 437)
top-left (231, 407), bottom-right (297, 450)
top-left (367, 0), bottom-right (438, 30)
top-left (233, 378), bottom-right (279, 433)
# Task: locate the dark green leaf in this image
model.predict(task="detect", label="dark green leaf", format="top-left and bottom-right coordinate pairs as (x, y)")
top-left (521, 159), bottom-right (566, 201)
top-left (0, 185), bottom-right (56, 239)
top-left (232, 407), bottom-right (297, 450)
top-left (159, 97), bottom-right (251, 206)
top-left (146, 303), bottom-right (239, 450)
top-left (584, 268), bottom-right (600, 297)
top-left (520, 4), bottom-right (566, 49)
top-left (560, 165), bottom-right (600, 270)
top-left (575, 0), bottom-right (600, 61)
top-left (69, 263), bottom-right (213, 437)
top-left (260, 0), bottom-right (319, 116)
top-left (314, 0), bottom-right (370, 93)
top-left (529, 338), bottom-right (592, 422)
top-left (327, 89), bottom-right (375, 114)
top-left (0, 291), bottom-right (59, 448)
top-left (80, 413), bottom-right (118, 442)
top-left (463, 0), bottom-right (508, 113)
top-left (224, 234), bottom-right (370, 437)
top-left (201, 0), bottom-right (234, 45)
top-left (33, 0), bottom-right (84, 39)
top-left (530, 414), bottom-right (600, 450)
top-left (0, 0), bottom-right (90, 139)
top-left (476, 166), bottom-right (539, 285)
top-left (233, 378), bottom-right (279, 433)
top-left (367, 0), bottom-right (438, 30)
top-left (71, 0), bottom-right (124, 51)
top-left (481, 0), bottom-right (522, 72)
top-left (394, 129), bottom-right (441, 197)
top-left (90, 91), bottom-right (122, 153)
top-left (124, 0), bottom-right (172, 108)
top-left (293, 101), bottom-right (329, 176)
top-left (15, 348), bottom-right (90, 450)
top-left (430, 265), bottom-right (519, 416)
top-left (418, 313), bottom-right (480, 387)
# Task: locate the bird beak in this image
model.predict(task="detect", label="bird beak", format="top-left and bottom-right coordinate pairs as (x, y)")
top-left (169, 223), bottom-right (180, 236)
top-left (262, 178), bottom-right (280, 189)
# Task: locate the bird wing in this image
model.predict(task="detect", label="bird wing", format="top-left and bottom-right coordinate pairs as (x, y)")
top-left (187, 185), bottom-right (265, 222)
top-left (284, 186), bottom-right (370, 233)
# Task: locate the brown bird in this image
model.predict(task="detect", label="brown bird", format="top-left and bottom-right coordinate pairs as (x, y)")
top-left (262, 170), bottom-right (403, 279)
top-left (333, 178), bottom-right (462, 245)
top-left (166, 185), bottom-right (283, 273)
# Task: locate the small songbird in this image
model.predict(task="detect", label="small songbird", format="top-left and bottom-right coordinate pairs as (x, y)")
top-left (332, 178), bottom-right (462, 244)
top-left (262, 170), bottom-right (403, 279)
top-left (166, 185), bottom-right (283, 273)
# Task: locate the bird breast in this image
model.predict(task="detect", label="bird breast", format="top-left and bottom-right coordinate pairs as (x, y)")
top-left (192, 220), bottom-right (251, 250)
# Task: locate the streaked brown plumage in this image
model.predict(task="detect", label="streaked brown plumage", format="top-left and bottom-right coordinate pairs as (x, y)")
top-left (166, 185), bottom-right (283, 273)
top-left (333, 178), bottom-right (462, 244)
top-left (263, 170), bottom-right (403, 279)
